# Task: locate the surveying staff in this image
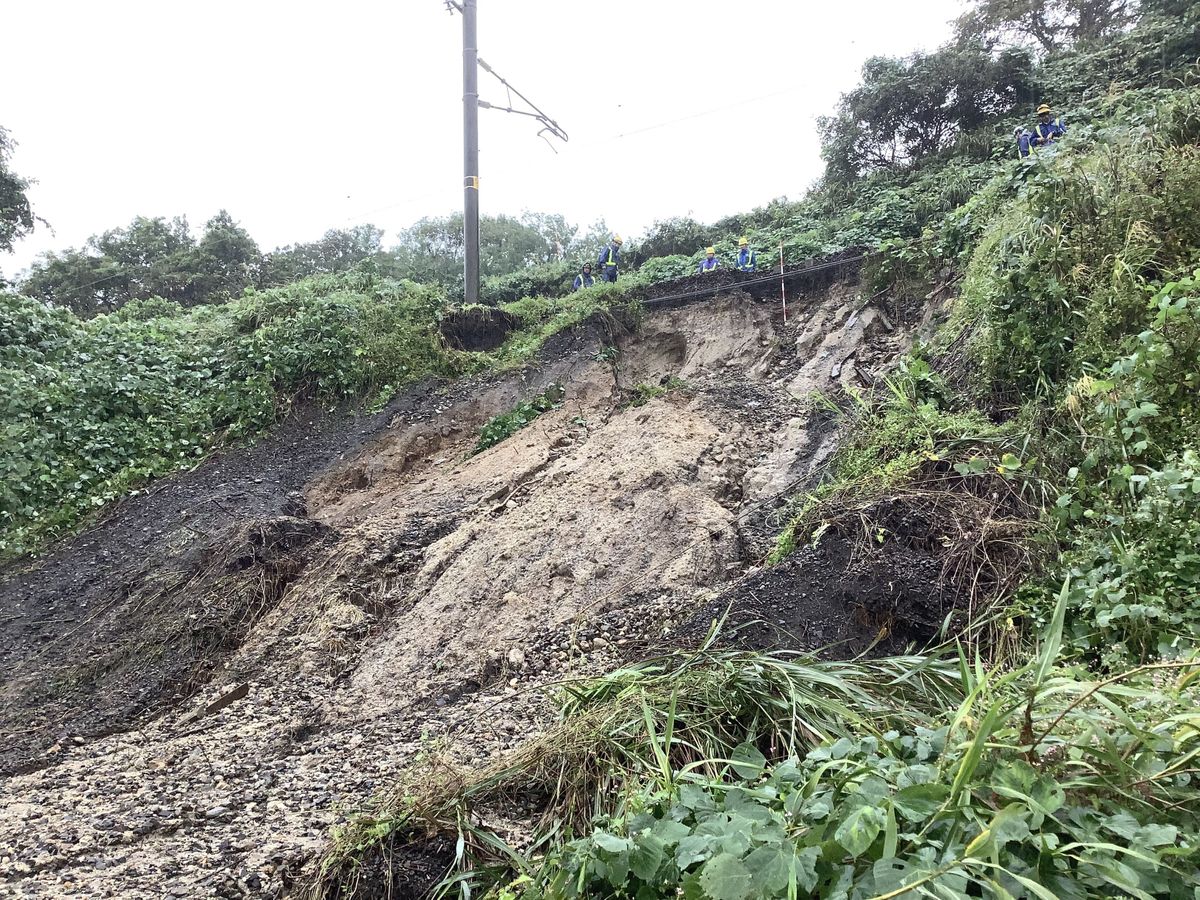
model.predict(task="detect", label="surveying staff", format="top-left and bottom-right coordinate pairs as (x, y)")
top-left (736, 237), bottom-right (756, 272)
top-left (572, 263), bottom-right (595, 291)
top-left (598, 235), bottom-right (622, 282)
top-left (573, 263), bottom-right (596, 291)
top-left (698, 246), bottom-right (719, 273)
top-left (1019, 103), bottom-right (1066, 157)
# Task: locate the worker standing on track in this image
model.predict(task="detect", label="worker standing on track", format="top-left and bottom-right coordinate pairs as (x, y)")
top-left (735, 237), bottom-right (756, 273)
top-left (572, 263), bottom-right (595, 291)
top-left (698, 246), bottom-right (719, 273)
top-left (598, 235), bottom-right (622, 282)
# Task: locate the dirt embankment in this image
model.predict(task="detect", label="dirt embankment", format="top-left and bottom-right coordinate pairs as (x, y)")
top-left (0, 277), bottom-right (937, 898)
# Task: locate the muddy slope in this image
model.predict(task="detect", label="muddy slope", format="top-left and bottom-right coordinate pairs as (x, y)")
top-left (0, 279), bottom-right (931, 898)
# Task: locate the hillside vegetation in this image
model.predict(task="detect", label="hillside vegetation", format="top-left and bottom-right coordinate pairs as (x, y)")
top-left (303, 5), bottom-right (1200, 899)
top-left (2, 1), bottom-right (1200, 897)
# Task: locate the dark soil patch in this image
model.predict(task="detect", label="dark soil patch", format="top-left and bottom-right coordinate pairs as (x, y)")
top-left (0, 393), bottom-right (414, 773)
top-left (680, 532), bottom-right (952, 658)
top-left (320, 838), bottom-right (453, 900)
top-left (439, 306), bottom-right (521, 352)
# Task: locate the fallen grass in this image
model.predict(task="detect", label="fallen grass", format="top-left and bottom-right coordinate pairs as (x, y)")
top-left (306, 643), bottom-right (965, 899)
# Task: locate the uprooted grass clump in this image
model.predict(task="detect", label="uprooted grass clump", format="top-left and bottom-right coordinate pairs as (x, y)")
top-left (622, 376), bottom-right (689, 410)
top-left (309, 646), bottom-right (965, 899)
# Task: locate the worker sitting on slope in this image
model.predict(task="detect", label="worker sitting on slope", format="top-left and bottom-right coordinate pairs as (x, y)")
top-left (735, 237), bottom-right (757, 273)
top-left (572, 263), bottom-right (595, 292)
top-left (1018, 103), bottom-right (1066, 158)
top-left (698, 246), bottom-right (719, 273)
top-left (598, 235), bottom-right (622, 283)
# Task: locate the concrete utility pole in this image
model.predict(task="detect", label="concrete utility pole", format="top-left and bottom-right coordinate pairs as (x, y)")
top-left (461, 0), bottom-right (481, 304)
top-left (445, 0), bottom-right (567, 304)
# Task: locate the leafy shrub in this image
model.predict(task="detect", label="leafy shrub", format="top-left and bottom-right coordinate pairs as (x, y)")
top-left (481, 261), bottom-right (575, 307)
top-left (1028, 273), bottom-right (1200, 664)
top-left (472, 383), bottom-right (565, 455)
top-left (543, 684), bottom-right (1200, 900)
top-left (0, 274), bottom-right (454, 558)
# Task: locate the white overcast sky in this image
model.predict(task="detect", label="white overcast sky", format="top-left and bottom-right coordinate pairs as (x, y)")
top-left (2, 0), bottom-right (961, 277)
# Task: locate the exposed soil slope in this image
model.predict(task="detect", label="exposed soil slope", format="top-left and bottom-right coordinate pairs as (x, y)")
top-left (0, 278), bottom-right (933, 898)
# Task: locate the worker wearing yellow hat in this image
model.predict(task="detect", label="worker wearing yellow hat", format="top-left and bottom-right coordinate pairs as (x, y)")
top-left (735, 237), bottom-right (757, 273)
top-left (698, 246), bottom-right (719, 273)
top-left (598, 235), bottom-right (623, 282)
top-left (1018, 103), bottom-right (1066, 157)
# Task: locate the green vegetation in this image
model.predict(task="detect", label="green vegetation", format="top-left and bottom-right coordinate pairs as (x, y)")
top-left (0, 274), bottom-right (453, 558)
top-left (624, 377), bottom-right (689, 409)
top-left (304, 4), bottom-right (1200, 899)
top-left (19, 211), bottom-right (610, 318)
top-left (473, 383), bottom-right (565, 455)
top-left (0, 126), bottom-right (36, 256)
top-left (543, 617), bottom-right (1200, 900)
top-left (4, 1), bottom-right (1200, 894)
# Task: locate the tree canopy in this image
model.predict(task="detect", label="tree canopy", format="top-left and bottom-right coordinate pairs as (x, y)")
top-left (956, 0), bottom-right (1135, 54)
top-left (22, 212), bottom-right (260, 317)
top-left (819, 43), bottom-right (1036, 182)
top-left (0, 127), bottom-right (36, 255)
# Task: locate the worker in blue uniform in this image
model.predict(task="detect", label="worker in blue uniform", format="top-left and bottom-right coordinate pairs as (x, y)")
top-left (735, 237), bottom-right (757, 272)
top-left (698, 246), bottom-right (719, 273)
top-left (598, 235), bottom-right (622, 282)
top-left (1018, 103), bottom-right (1066, 157)
top-left (572, 263), bottom-right (595, 292)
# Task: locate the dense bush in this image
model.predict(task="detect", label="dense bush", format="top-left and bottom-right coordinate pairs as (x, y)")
top-left (543, 651), bottom-right (1200, 899)
top-left (480, 261), bottom-right (575, 306)
top-left (0, 274), bottom-right (452, 558)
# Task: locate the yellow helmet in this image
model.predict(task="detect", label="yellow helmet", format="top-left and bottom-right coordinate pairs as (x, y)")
top-left (738, 236), bottom-right (748, 247)
top-left (705, 246), bottom-right (716, 255)
top-left (612, 234), bottom-right (623, 245)
top-left (1036, 103), bottom-right (1052, 114)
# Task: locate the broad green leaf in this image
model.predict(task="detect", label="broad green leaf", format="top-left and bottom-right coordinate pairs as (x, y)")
top-left (718, 821), bottom-right (752, 857)
top-left (991, 804), bottom-right (1033, 846)
top-left (855, 775), bottom-right (890, 804)
top-left (630, 834), bottom-right (665, 881)
top-left (834, 804), bottom-right (886, 856)
top-left (871, 858), bottom-right (914, 895)
top-left (794, 846), bottom-right (821, 893)
top-left (744, 845), bottom-right (791, 894)
top-left (892, 783), bottom-right (950, 822)
top-left (679, 783), bottom-right (717, 812)
top-left (731, 743), bottom-right (767, 780)
top-left (653, 818), bottom-right (692, 846)
top-left (1028, 775), bottom-right (1065, 816)
top-left (1132, 823), bottom-right (1178, 848)
top-left (698, 853), bottom-right (754, 900)
top-left (676, 834), bottom-right (715, 869)
top-left (594, 831), bottom-right (632, 854)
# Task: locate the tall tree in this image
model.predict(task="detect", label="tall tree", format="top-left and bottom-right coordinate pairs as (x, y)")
top-left (194, 210), bottom-right (260, 298)
top-left (956, 0), bottom-right (1135, 54)
top-left (259, 224), bottom-right (383, 286)
top-left (0, 127), bottom-right (36, 253)
top-left (820, 43), bottom-right (1035, 182)
top-left (387, 213), bottom-right (565, 289)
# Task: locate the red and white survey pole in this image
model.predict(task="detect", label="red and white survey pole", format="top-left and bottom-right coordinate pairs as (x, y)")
top-left (779, 242), bottom-right (788, 324)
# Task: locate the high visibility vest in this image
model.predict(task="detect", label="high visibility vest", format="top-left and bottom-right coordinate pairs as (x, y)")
top-left (737, 249), bottom-right (756, 271)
